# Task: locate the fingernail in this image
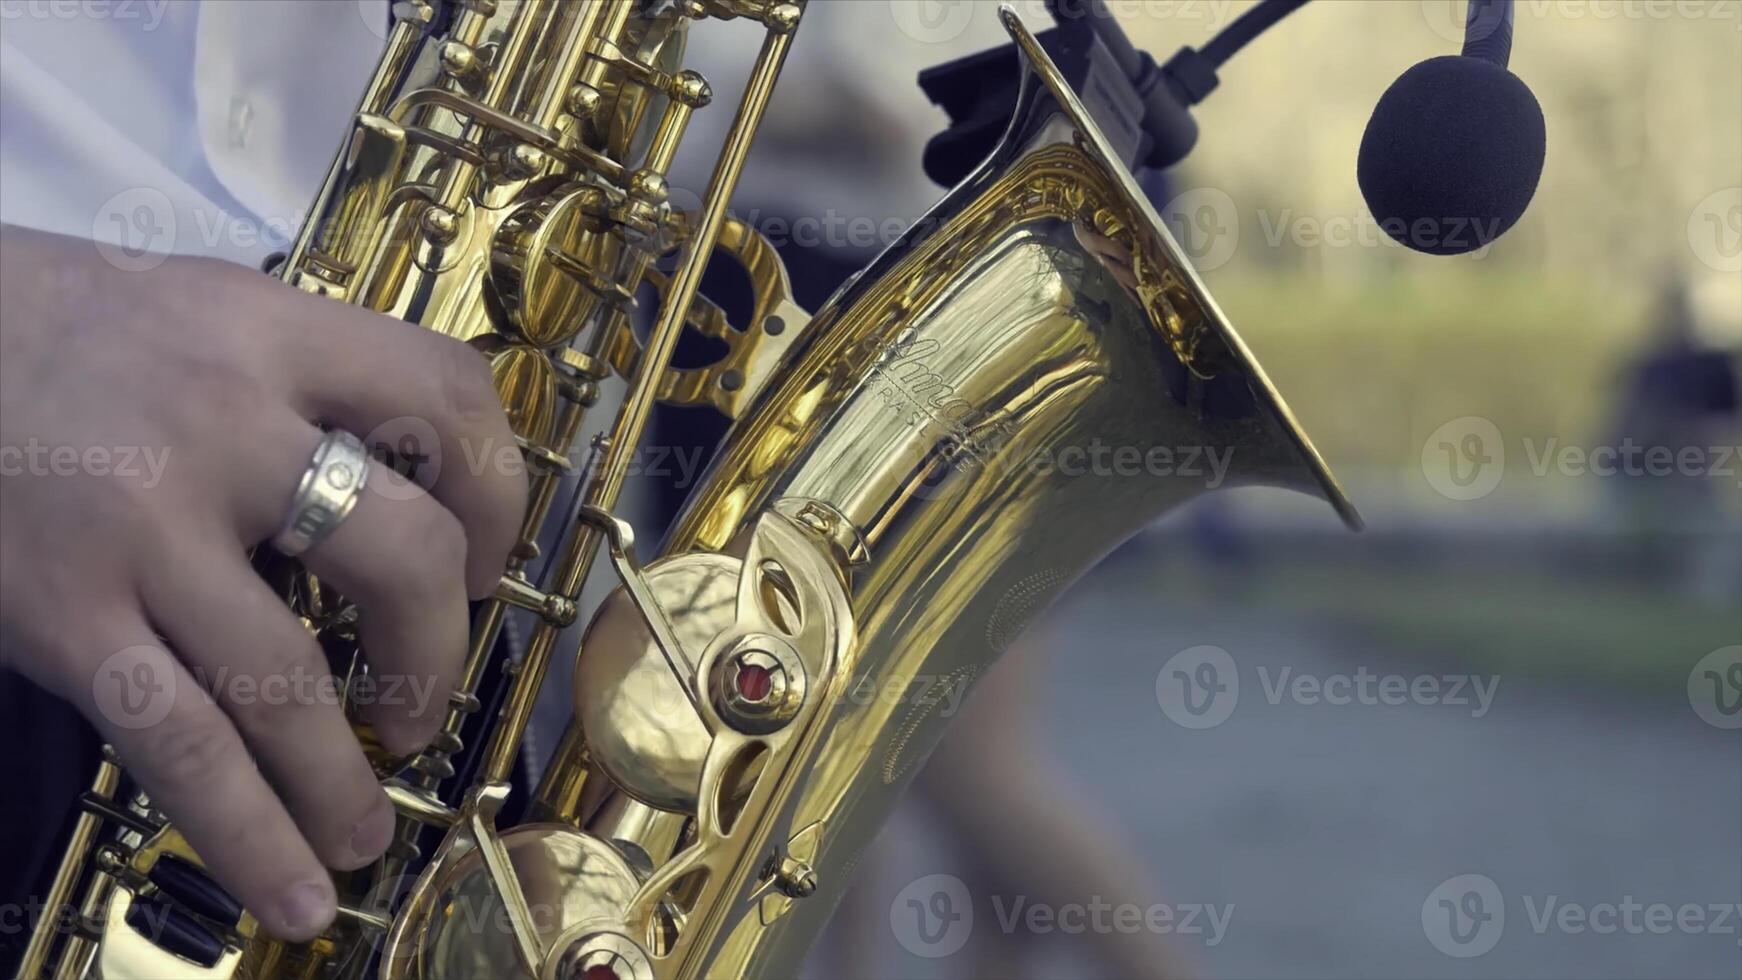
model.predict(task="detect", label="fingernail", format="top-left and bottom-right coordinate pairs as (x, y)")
top-left (274, 879), bottom-right (335, 939)
top-left (376, 721), bottom-right (432, 759)
top-left (347, 796), bottom-right (395, 867)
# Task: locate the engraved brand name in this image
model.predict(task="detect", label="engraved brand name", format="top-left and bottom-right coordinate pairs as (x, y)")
top-left (863, 328), bottom-right (1014, 466)
top-left (874, 331), bottom-right (971, 422)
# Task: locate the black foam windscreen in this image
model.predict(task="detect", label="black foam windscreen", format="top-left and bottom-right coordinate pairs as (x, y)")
top-left (1357, 54), bottom-right (1545, 256)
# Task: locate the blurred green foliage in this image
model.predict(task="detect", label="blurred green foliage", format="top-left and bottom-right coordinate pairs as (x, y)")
top-left (1219, 269), bottom-right (1652, 475)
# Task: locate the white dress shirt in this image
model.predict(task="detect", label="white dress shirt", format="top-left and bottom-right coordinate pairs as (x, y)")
top-left (0, 0), bottom-right (1006, 269)
top-left (0, 0), bottom-right (388, 268)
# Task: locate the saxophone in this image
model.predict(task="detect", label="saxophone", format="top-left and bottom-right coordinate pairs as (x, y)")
top-left (21, 2), bottom-right (1358, 977)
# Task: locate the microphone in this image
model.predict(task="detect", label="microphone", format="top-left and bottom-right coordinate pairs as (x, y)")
top-left (1356, 0), bottom-right (1546, 255)
top-left (919, 0), bottom-right (1546, 257)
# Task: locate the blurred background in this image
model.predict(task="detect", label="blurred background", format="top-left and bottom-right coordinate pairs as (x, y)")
top-left (668, 2), bottom-right (1742, 978)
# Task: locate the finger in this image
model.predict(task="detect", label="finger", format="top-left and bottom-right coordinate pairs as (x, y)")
top-left (234, 420), bottom-right (469, 755)
top-left (309, 460), bottom-right (470, 754)
top-left (258, 423), bottom-right (470, 757)
top-left (266, 293), bottom-right (526, 598)
top-left (138, 535), bottom-right (395, 875)
top-left (23, 609), bottom-right (337, 942)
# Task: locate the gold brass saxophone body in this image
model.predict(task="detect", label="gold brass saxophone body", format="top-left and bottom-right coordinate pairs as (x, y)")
top-left (21, 3), bottom-right (1358, 978)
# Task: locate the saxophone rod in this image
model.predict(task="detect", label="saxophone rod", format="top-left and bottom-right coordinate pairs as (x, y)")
top-left (52, 868), bottom-right (116, 980)
top-left (474, 12), bottom-right (801, 788)
top-left (281, 15), bottom-right (420, 276)
top-left (587, 14), bottom-right (799, 511)
top-left (433, 0), bottom-right (560, 215)
top-left (17, 759), bottom-right (120, 980)
top-left (531, 3), bottom-right (602, 130)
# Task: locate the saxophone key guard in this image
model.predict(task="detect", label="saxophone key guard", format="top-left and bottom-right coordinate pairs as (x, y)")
top-left (573, 506), bottom-right (850, 814)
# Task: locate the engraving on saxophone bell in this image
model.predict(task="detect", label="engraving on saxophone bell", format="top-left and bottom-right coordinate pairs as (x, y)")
top-left (857, 327), bottom-right (1016, 468)
top-left (986, 567), bottom-right (1069, 654)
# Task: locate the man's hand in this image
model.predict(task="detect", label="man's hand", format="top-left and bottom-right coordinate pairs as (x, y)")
top-left (0, 226), bottom-right (528, 941)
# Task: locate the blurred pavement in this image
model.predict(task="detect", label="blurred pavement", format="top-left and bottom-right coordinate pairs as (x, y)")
top-left (815, 526), bottom-right (1742, 980)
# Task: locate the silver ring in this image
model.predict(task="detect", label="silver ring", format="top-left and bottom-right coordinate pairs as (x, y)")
top-left (272, 429), bottom-right (370, 557)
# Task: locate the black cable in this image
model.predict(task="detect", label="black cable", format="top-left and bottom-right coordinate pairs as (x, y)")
top-left (1199, 0), bottom-right (1313, 68)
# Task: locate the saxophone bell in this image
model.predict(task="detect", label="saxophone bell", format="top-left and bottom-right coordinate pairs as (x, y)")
top-left (22, 6), bottom-right (1356, 979)
top-left (530, 9), bottom-right (1358, 977)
